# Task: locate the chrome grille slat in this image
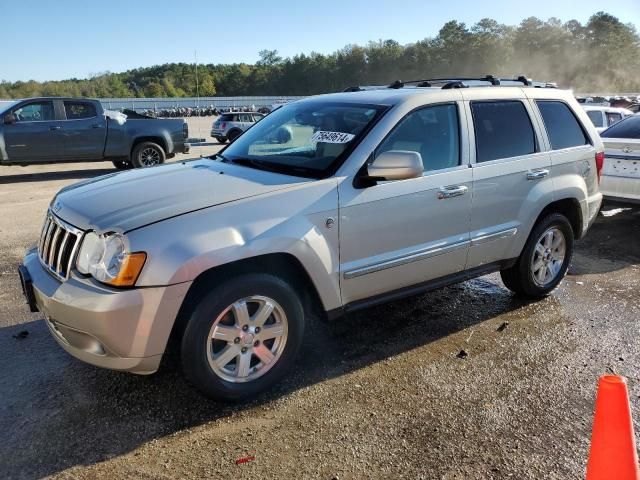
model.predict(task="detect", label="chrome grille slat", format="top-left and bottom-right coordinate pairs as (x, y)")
top-left (38, 217), bottom-right (51, 254)
top-left (47, 225), bottom-right (61, 265)
top-left (56, 231), bottom-right (70, 273)
top-left (37, 211), bottom-right (84, 281)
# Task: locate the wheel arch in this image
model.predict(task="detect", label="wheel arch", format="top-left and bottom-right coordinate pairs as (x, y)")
top-left (168, 253), bottom-right (326, 345)
top-left (534, 197), bottom-right (583, 239)
top-left (130, 136), bottom-right (169, 158)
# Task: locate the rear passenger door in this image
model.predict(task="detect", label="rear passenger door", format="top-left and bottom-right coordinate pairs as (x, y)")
top-left (464, 93), bottom-right (551, 269)
top-left (61, 100), bottom-right (106, 160)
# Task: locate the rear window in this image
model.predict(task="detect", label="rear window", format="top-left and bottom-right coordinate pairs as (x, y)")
top-left (64, 101), bottom-right (97, 120)
top-left (471, 101), bottom-right (536, 162)
top-left (536, 101), bottom-right (589, 150)
top-left (606, 112), bottom-right (622, 126)
top-left (586, 110), bottom-right (604, 128)
top-left (601, 116), bottom-right (640, 139)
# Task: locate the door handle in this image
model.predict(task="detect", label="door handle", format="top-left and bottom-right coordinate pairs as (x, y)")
top-left (49, 125), bottom-right (61, 131)
top-left (526, 169), bottom-right (549, 180)
top-left (437, 185), bottom-right (468, 199)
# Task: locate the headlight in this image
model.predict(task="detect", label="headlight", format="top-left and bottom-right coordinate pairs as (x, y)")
top-left (76, 232), bottom-right (146, 287)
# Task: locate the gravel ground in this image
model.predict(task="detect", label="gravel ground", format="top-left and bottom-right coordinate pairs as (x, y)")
top-left (0, 130), bottom-right (639, 479)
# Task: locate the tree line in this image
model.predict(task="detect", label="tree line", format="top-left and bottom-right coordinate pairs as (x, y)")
top-left (1, 11), bottom-right (638, 100)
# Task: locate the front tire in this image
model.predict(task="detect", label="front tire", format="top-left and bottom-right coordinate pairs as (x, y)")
top-left (500, 213), bottom-right (574, 298)
top-left (112, 159), bottom-right (133, 170)
top-left (181, 274), bottom-right (305, 401)
top-left (131, 141), bottom-right (166, 168)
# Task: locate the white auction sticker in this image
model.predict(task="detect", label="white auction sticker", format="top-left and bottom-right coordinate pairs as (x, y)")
top-left (310, 130), bottom-right (355, 144)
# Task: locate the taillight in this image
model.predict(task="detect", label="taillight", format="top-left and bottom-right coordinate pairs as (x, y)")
top-left (221, 122), bottom-right (227, 129)
top-left (595, 151), bottom-right (605, 183)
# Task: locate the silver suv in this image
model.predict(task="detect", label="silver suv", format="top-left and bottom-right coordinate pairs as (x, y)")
top-left (19, 77), bottom-right (603, 400)
top-left (211, 112), bottom-right (265, 143)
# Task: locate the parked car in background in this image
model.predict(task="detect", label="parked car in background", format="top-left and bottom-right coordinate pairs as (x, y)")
top-left (0, 97), bottom-right (189, 169)
top-left (582, 105), bottom-right (633, 133)
top-left (211, 112), bottom-right (265, 143)
top-left (19, 77), bottom-right (603, 400)
top-left (600, 115), bottom-right (640, 203)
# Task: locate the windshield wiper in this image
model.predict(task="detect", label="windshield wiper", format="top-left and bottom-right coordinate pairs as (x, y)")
top-left (210, 152), bottom-right (229, 162)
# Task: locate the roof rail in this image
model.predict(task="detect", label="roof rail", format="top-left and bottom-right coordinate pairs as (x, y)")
top-left (343, 76), bottom-right (557, 93)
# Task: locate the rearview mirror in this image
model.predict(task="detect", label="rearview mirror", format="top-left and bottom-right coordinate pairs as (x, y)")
top-left (366, 150), bottom-right (423, 181)
top-left (3, 114), bottom-right (16, 125)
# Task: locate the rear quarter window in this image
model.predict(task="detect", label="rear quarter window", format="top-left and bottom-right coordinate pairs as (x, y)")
top-left (586, 110), bottom-right (604, 128)
top-left (536, 101), bottom-right (589, 150)
top-left (471, 100), bottom-right (536, 162)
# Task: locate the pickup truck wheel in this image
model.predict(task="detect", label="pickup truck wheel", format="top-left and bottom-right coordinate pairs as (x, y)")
top-left (112, 159), bottom-right (133, 170)
top-left (500, 213), bottom-right (574, 298)
top-left (131, 141), bottom-right (166, 168)
top-left (181, 274), bottom-right (304, 401)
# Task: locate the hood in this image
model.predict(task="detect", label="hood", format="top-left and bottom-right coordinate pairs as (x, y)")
top-left (52, 159), bottom-right (307, 232)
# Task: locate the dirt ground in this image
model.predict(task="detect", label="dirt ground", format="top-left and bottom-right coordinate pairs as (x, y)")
top-left (0, 123), bottom-right (639, 479)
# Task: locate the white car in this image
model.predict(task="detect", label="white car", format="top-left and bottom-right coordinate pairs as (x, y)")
top-left (582, 105), bottom-right (634, 133)
top-left (600, 115), bottom-right (640, 203)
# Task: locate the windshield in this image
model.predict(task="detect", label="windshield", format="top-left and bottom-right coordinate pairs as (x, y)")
top-left (218, 101), bottom-right (387, 178)
top-left (0, 101), bottom-right (18, 115)
top-left (601, 115), bottom-right (640, 139)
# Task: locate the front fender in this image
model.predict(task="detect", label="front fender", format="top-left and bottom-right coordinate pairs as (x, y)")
top-left (127, 178), bottom-right (342, 311)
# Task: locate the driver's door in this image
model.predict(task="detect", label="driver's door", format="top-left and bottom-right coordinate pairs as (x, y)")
top-left (338, 102), bottom-right (472, 305)
top-left (4, 100), bottom-right (64, 162)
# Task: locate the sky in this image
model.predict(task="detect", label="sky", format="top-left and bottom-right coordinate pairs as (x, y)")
top-left (1, 0), bottom-right (639, 82)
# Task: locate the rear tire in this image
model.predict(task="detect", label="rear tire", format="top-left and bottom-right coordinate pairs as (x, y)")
top-left (131, 141), bottom-right (166, 168)
top-left (227, 130), bottom-right (241, 143)
top-left (500, 213), bottom-right (574, 298)
top-left (181, 274), bottom-right (305, 401)
top-left (215, 136), bottom-right (227, 144)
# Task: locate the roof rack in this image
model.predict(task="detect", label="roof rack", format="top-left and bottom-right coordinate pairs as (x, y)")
top-left (343, 75), bottom-right (557, 92)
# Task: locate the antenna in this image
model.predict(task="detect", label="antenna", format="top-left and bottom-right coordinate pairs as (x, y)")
top-left (195, 50), bottom-right (200, 108)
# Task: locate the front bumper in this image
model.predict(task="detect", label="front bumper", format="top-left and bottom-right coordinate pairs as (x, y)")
top-left (21, 249), bottom-right (191, 374)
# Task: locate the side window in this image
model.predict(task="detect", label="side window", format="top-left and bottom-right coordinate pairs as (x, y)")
top-left (586, 110), bottom-right (604, 128)
top-left (376, 103), bottom-right (460, 172)
top-left (13, 102), bottom-right (55, 122)
top-left (536, 101), bottom-right (589, 150)
top-left (64, 102), bottom-right (97, 120)
top-left (471, 101), bottom-right (536, 162)
top-left (606, 112), bottom-right (622, 126)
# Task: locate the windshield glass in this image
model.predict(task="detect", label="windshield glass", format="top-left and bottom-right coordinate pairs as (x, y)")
top-left (601, 115), bottom-right (640, 139)
top-left (218, 101), bottom-right (387, 178)
top-left (0, 101), bottom-right (18, 115)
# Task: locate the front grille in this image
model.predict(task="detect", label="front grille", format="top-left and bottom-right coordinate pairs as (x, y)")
top-left (38, 212), bottom-right (84, 281)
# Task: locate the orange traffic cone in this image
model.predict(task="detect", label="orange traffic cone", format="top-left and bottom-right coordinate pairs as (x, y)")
top-left (586, 375), bottom-right (640, 480)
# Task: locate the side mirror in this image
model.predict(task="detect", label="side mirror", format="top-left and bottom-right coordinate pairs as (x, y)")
top-left (366, 150), bottom-right (423, 181)
top-left (3, 114), bottom-right (16, 125)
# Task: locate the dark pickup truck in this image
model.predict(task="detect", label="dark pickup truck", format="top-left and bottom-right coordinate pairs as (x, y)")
top-left (0, 97), bottom-right (189, 169)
